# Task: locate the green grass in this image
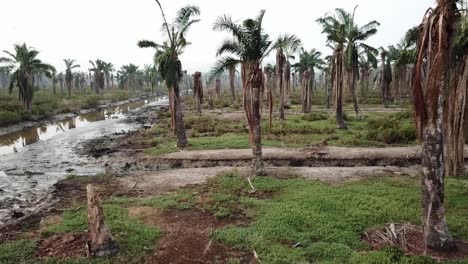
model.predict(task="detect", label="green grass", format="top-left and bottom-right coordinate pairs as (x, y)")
top-left (0, 239), bottom-right (37, 264)
top-left (40, 204), bottom-right (162, 264)
top-left (144, 110), bottom-right (416, 156)
top-left (210, 174), bottom-right (468, 264)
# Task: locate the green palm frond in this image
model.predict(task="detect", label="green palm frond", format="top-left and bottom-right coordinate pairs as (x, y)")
top-left (209, 56), bottom-right (241, 81)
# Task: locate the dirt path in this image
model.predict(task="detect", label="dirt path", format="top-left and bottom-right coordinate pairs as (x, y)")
top-left (118, 166), bottom-right (422, 195)
top-left (108, 146), bottom-right (432, 173)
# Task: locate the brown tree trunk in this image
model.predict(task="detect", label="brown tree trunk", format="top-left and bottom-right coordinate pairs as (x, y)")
top-left (276, 49), bottom-right (286, 120)
top-left (444, 56), bottom-right (468, 177)
top-left (86, 184), bottom-right (119, 257)
top-left (285, 61), bottom-right (291, 100)
top-left (302, 70), bottom-right (312, 113)
top-left (173, 83), bottom-right (188, 148)
top-left (215, 79), bottom-right (221, 98)
top-left (242, 64), bottom-right (265, 176)
top-left (229, 67), bottom-right (236, 103)
top-left (412, 0), bottom-right (456, 251)
top-left (193, 72), bottom-right (203, 115)
top-left (348, 68), bottom-right (360, 116)
top-left (333, 49), bottom-right (347, 129)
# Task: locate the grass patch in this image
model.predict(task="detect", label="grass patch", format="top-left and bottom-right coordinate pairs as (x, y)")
top-left (210, 175), bottom-right (468, 264)
top-left (41, 204), bottom-right (161, 263)
top-left (0, 240), bottom-right (36, 264)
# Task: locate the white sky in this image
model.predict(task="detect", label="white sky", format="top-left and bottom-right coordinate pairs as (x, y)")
top-left (0, 0), bottom-right (432, 73)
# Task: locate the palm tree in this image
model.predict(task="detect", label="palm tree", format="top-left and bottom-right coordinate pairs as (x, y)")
top-left (292, 48), bottom-right (325, 113)
top-left (379, 47), bottom-right (392, 108)
top-left (89, 59), bottom-right (106, 94)
top-left (387, 27), bottom-right (418, 99)
top-left (264, 63), bottom-right (275, 130)
top-left (211, 10), bottom-right (273, 176)
top-left (318, 7), bottom-right (379, 117)
top-left (64, 59), bottom-right (80, 97)
top-left (119, 64), bottom-right (140, 90)
top-left (102, 62), bottom-right (114, 89)
top-left (138, 2), bottom-right (200, 148)
top-left (445, 0), bottom-right (468, 180)
top-left (317, 13), bottom-right (347, 128)
top-left (144, 64), bottom-right (159, 94)
top-left (412, 0), bottom-right (462, 251)
top-left (357, 51), bottom-right (377, 98)
top-left (0, 43), bottom-right (55, 113)
top-left (274, 34), bottom-right (301, 119)
top-left (193, 71), bottom-right (203, 114)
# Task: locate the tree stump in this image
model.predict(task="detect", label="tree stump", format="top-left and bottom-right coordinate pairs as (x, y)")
top-left (86, 184), bottom-right (119, 257)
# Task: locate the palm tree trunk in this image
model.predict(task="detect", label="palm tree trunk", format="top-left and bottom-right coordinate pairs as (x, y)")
top-left (334, 49), bottom-right (347, 129)
top-left (243, 64), bottom-right (265, 176)
top-left (276, 49), bottom-right (285, 120)
top-left (444, 56), bottom-right (468, 177)
top-left (285, 61), bottom-right (291, 100)
top-left (173, 82), bottom-right (188, 148)
top-left (348, 68), bottom-right (360, 116)
top-left (193, 72), bottom-right (203, 115)
top-left (215, 79), bottom-right (221, 98)
top-left (229, 67), bottom-right (236, 103)
top-left (325, 71), bottom-right (331, 109)
top-left (412, 0), bottom-right (457, 251)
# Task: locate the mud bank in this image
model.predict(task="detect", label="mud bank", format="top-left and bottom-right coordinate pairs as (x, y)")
top-left (0, 95), bottom-right (151, 137)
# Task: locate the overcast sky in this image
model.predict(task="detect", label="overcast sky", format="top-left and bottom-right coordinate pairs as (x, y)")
top-left (0, 0), bottom-right (432, 73)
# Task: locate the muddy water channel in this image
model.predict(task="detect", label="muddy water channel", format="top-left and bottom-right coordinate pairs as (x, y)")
top-left (0, 97), bottom-right (168, 225)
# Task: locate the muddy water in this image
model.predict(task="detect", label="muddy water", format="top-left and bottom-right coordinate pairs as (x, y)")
top-left (0, 100), bottom-right (148, 156)
top-left (0, 97), bottom-right (168, 225)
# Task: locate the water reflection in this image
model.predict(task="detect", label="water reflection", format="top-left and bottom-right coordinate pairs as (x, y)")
top-left (0, 100), bottom-right (147, 156)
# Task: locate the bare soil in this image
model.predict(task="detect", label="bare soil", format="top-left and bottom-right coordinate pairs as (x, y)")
top-left (35, 232), bottom-right (88, 259)
top-left (364, 223), bottom-right (468, 261)
top-left (139, 207), bottom-right (252, 264)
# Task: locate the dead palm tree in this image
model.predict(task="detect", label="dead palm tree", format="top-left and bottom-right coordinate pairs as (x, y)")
top-left (0, 43), bottom-right (55, 113)
top-left (138, 2), bottom-right (200, 148)
top-left (211, 10), bottom-right (273, 175)
top-left (412, 0), bottom-right (462, 251)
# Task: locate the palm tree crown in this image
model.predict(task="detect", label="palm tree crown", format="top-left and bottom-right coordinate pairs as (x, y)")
top-left (0, 43), bottom-right (55, 112)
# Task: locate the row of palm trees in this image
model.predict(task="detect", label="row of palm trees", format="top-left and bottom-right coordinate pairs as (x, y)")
top-left (140, 0), bottom-right (468, 253)
top-left (0, 45), bottom-right (160, 113)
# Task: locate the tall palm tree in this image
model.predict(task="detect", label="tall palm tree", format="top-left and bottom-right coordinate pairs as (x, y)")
top-left (379, 47), bottom-right (392, 108)
top-left (138, 2), bottom-right (200, 148)
top-left (412, 0), bottom-right (464, 251)
top-left (274, 34), bottom-right (301, 120)
top-left (64, 59), bottom-right (80, 97)
top-left (211, 10), bottom-right (273, 176)
top-left (445, 0), bottom-right (468, 180)
top-left (317, 13), bottom-right (347, 128)
top-left (144, 64), bottom-right (159, 94)
top-left (102, 62), bottom-right (114, 89)
top-left (387, 27), bottom-right (418, 99)
top-left (119, 64), bottom-right (140, 90)
top-left (89, 59), bottom-right (106, 94)
top-left (0, 43), bottom-right (55, 113)
top-left (292, 48), bottom-right (325, 113)
top-left (318, 7), bottom-right (379, 117)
